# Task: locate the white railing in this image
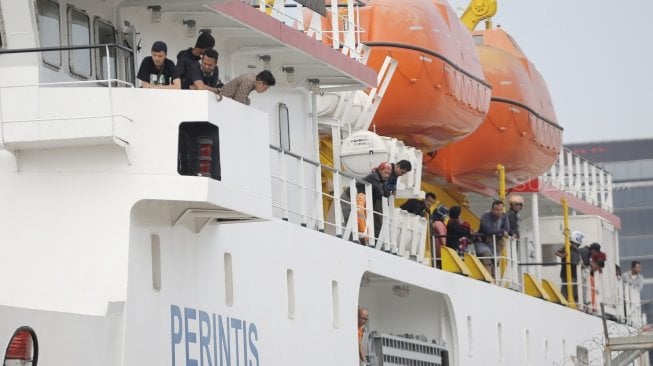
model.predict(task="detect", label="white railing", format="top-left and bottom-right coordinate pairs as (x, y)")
top-left (543, 148), bottom-right (614, 212)
top-left (269, 146), bottom-right (428, 259)
top-left (269, 146), bottom-right (644, 325)
top-left (250, 0), bottom-right (367, 61)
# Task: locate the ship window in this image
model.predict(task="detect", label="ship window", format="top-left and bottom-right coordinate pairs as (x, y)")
top-left (497, 322), bottom-right (503, 362)
top-left (472, 34), bottom-right (484, 46)
top-left (36, 0), bottom-right (61, 68)
top-left (524, 329), bottom-right (530, 365)
top-left (278, 103), bottom-right (290, 150)
top-left (94, 18), bottom-right (116, 80)
top-left (224, 253), bottom-right (233, 307)
top-left (67, 6), bottom-right (91, 78)
top-left (331, 280), bottom-right (340, 328)
top-left (0, 5), bottom-right (4, 49)
top-left (466, 315), bottom-right (473, 356)
top-left (151, 234), bottom-right (161, 291)
top-left (544, 338), bottom-right (549, 360)
top-left (286, 269), bottom-right (295, 319)
top-left (3, 327), bottom-right (38, 366)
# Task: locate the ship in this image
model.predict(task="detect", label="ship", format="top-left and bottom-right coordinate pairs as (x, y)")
top-left (0, 0), bottom-right (648, 365)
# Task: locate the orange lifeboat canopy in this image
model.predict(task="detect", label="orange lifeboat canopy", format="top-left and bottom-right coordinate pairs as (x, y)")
top-left (354, 0), bottom-right (491, 151)
top-left (423, 28), bottom-right (563, 194)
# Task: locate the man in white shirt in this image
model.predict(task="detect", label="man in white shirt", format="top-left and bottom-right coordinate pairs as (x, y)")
top-left (622, 260), bottom-right (644, 292)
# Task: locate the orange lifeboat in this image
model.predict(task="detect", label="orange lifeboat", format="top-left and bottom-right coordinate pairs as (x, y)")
top-left (354, 0), bottom-right (491, 151)
top-left (423, 28), bottom-right (563, 193)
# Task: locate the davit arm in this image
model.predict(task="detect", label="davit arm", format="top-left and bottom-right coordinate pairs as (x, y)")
top-left (460, 0), bottom-right (498, 31)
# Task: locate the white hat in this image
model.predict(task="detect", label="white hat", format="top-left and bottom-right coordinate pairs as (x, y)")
top-left (571, 230), bottom-right (585, 245)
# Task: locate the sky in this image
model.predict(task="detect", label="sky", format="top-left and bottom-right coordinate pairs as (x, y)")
top-left (448, 0), bottom-right (653, 144)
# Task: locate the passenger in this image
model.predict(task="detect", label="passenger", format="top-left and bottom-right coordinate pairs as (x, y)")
top-left (384, 160), bottom-right (412, 196)
top-left (588, 251), bottom-right (607, 312)
top-left (579, 242), bottom-right (601, 308)
top-left (340, 163), bottom-right (392, 244)
top-left (399, 192), bottom-right (436, 218)
top-left (446, 205), bottom-right (471, 254)
top-left (507, 195), bottom-right (523, 238)
top-left (220, 70), bottom-right (276, 105)
top-left (474, 200), bottom-right (510, 273)
top-left (358, 307), bottom-right (369, 364)
top-left (579, 242), bottom-right (602, 268)
top-left (432, 204), bottom-right (448, 267)
top-left (554, 230), bottom-right (584, 303)
top-left (622, 260), bottom-right (644, 292)
top-left (364, 163), bottom-right (392, 240)
top-left (136, 41), bottom-right (181, 89)
top-left (187, 49), bottom-right (224, 95)
top-left (177, 31), bottom-right (216, 90)
top-left (590, 251), bottom-right (606, 273)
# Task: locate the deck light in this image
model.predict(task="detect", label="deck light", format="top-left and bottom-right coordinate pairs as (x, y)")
top-left (259, 55), bottom-right (271, 70)
top-left (147, 5), bottom-right (162, 23)
top-left (183, 19), bottom-right (197, 38)
top-left (282, 66), bottom-right (295, 83)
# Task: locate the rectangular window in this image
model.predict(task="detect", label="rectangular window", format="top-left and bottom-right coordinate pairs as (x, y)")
top-left (151, 234), bottom-right (161, 291)
top-left (278, 103), bottom-right (290, 150)
top-left (0, 5), bottom-right (4, 49)
top-left (224, 253), bottom-right (233, 307)
top-left (331, 280), bottom-right (339, 328)
top-left (94, 17), bottom-right (116, 80)
top-left (67, 6), bottom-right (91, 78)
top-left (36, 0), bottom-right (61, 68)
top-left (286, 269), bottom-right (295, 319)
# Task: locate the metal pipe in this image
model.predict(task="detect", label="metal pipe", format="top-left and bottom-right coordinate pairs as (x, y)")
top-left (562, 197), bottom-right (576, 308)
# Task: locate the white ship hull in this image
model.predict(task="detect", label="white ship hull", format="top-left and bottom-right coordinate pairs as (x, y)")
top-left (0, 0), bottom-right (646, 365)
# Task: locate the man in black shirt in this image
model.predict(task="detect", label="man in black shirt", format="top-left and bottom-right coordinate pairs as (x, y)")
top-left (188, 49), bottom-right (223, 94)
top-left (400, 192), bottom-right (436, 218)
top-left (136, 41), bottom-right (180, 89)
top-left (177, 31), bottom-right (215, 90)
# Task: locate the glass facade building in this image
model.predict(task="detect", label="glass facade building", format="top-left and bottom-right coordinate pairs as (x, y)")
top-left (566, 139), bottom-right (653, 324)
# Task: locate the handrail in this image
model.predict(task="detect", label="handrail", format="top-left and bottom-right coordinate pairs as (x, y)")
top-left (0, 43), bottom-right (133, 55)
top-left (491, 97), bottom-right (563, 130)
top-left (361, 41), bottom-right (491, 88)
top-left (269, 145), bottom-right (359, 179)
top-left (0, 43), bottom-right (135, 89)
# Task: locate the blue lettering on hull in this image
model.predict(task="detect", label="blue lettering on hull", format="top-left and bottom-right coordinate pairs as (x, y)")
top-left (170, 305), bottom-right (260, 366)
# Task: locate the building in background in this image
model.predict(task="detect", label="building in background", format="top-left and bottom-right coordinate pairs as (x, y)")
top-left (566, 138), bottom-right (653, 324)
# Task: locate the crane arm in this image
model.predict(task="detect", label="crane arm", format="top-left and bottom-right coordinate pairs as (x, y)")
top-left (460, 0), bottom-right (498, 31)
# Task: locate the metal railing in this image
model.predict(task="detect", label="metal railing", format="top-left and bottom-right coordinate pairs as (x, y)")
top-left (269, 146), bottom-right (427, 257)
top-left (268, 146), bottom-right (642, 322)
top-left (543, 148), bottom-right (614, 212)
top-left (0, 43), bottom-right (135, 88)
top-left (249, 0), bottom-right (368, 61)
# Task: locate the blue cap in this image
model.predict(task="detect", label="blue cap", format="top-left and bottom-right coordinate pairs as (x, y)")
top-left (151, 41), bottom-right (167, 53)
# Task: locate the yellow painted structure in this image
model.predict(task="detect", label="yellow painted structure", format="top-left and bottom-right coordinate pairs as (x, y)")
top-left (441, 247), bottom-right (471, 276)
top-left (523, 273), bottom-right (551, 301)
top-left (460, 0), bottom-right (498, 31)
top-left (463, 253), bottom-right (494, 283)
top-left (561, 198), bottom-right (576, 308)
top-left (541, 279), bottom-right (569, 306)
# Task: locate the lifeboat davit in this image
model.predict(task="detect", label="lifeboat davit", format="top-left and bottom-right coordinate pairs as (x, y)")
top-left (355, 0), bottom-right (491, 151)
top-left (423, 28), bottom-right (563, 193)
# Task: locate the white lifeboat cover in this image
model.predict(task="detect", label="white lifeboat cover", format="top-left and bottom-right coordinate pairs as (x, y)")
top-left (340, 131), bottom-right (389, 177)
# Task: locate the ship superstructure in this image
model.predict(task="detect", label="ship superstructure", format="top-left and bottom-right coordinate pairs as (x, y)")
top-left (0, 0), bottom-right (647, 365)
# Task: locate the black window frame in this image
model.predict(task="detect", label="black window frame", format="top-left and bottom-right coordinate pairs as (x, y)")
top-left (66, 5), bottom-right (91, 79)
top-left (93, 16), bottom-right (117, 80)
top-left (35, 0), bottom-right (62, 69)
